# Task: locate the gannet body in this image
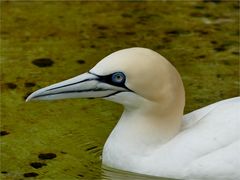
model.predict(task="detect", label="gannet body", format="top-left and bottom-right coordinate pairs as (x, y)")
top-left (27, 48), bottom-right (240, 180)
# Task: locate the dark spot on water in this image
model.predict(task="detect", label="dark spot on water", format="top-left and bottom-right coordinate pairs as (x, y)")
top-left (137, 20), bottom-right (147, 25)
top-left (90, 44), bottom-right (96, 48)
top-left (5, 83), bottom-right (17, 89)
top-left (124, 31), bottom-right (136, 35)
top-left (233, 3), bottom-right (239, 9)
top-left (232, 51), bottom-right (239, 55)
top-left (78, 174), bottom-right (84, 177)
top-left (23, 172), bottom-right (39, 177)
top-left (15, 17), bottom-right (27, 22)
top-left (166, 29), bottom-right (190, 36)
top-left (24, 92), bottom-right (33, 100)
top-left (190, 12), bottom-right (203, 17)
top-left (165, 30), bottom-right (180, 35)
top-left (58, 15), bottom-right (64, 19)
top-left (211, 40), bottom-right (218, 45)
top-left (87, 97), bottom-right (95, 99)
top-left (86, 146), bottom-right (97, 151)
top-left (81, 107), bottom-right (87, 111)
top-left (121, 13), bottom-right (132, 18)
top-left (1, 171), bottom-right (7, 174)
top-left (25, 82), bottom-right (36, 88)
top-left (60, 151), bottom-right (67, 154)
top-left (38, 153), bottom-right (56, 160)
top-left (48, 32), bottom-right (57, 37)
top-left (0, 131), bottom-right (10, 136)
top-left (204, 13), bottom-right (212, 18)
top-left (196, 29), bottom-right (209, 35)
top-left (32, 58), bottom-right (54, 67)
top-left (138, 14), bottom-right (158, 21)
top-left (196, 55), bottom-right (206, 59)
top-left (214, 45), bottom-right (226, 52)
top-left (30, 162), bottom-right (46, 169)
top-left (77, 60), bottom-right (85, 64)
top-left (1, 31), bottom-right (9, 35)
top-left (98, 33), bottom-right (107, 39)
top-left (194, 5), bottom-right (205, 9)
top-left (216, 74), bottom-right (222, 78)
top-left (96, 25), bottom-right (109, 30)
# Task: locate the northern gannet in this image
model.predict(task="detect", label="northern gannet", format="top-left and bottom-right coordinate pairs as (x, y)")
top-left (26, 48), bottom-right (240, 180)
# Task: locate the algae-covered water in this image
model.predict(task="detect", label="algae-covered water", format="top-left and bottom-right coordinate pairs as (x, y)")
top-left (0, 1), bottom-right (239, 179)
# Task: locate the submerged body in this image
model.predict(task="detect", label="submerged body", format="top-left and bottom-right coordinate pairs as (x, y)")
top-left (27, 48), bottom-right (240, 180)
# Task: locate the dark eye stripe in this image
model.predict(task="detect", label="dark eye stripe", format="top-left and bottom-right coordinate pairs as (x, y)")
top-left (88, 71), bottom-right (133, 92)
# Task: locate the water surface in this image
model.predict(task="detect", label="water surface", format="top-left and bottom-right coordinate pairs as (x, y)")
top-left (1, 1), bottom-right (239, 179)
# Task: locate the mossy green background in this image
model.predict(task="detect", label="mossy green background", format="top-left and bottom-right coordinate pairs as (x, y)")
top-left (0, 1), bottom-right (239, 179)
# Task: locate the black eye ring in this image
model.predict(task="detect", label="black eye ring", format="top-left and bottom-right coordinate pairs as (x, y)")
top-left (111, 72), bottom-right (125, 84)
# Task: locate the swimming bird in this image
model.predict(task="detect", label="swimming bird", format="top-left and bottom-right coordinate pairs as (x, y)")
top-left (26, 48), bottom-right (240, 180)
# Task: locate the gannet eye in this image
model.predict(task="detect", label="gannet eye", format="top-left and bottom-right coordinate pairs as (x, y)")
top-left (111, 72), bottom-right (125, 84)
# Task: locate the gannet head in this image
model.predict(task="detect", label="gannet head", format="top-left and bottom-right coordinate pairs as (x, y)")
top-left (27, 47), bottom-right (185, 114)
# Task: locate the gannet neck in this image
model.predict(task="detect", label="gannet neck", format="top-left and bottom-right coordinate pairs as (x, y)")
top-left (102, 97), bottom-right (183, 169)
top-left (122, 102), bottom-right (182, 145)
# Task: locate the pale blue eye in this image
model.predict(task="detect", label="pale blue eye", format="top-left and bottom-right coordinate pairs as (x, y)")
top-left (111, 72), bottom-right (125, 84)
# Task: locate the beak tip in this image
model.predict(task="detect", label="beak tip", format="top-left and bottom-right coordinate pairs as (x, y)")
top-left (25, 92), bottom-right (36, 102)
top-left (25, 95), bottom-right (32, 102)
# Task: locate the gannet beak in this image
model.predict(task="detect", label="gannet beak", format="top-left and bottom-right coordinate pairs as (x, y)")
top-left (26, 72), bottom-right (128, 102)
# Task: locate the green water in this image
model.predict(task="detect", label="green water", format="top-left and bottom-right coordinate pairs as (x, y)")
top-left (0, 1), bottom-right (239, 179)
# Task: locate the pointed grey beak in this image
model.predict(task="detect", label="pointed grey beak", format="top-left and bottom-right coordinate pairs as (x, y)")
top-left (26, 72), bottom-right (126, 102)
